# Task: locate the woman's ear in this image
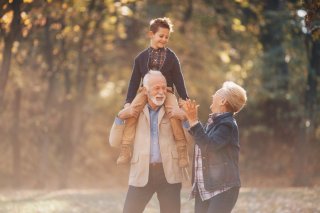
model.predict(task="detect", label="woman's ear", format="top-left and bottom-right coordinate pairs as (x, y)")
top-left (220, 98), bottom-right (227, 106)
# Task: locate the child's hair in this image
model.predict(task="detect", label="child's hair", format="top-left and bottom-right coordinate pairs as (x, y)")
top-left (149, 17), bottom-right (174, 33)
top-left (218, 81), bottom-right (247, 114)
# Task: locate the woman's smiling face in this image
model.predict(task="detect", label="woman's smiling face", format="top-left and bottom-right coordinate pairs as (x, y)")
top-left (210, 89), bottom-right (226, 113)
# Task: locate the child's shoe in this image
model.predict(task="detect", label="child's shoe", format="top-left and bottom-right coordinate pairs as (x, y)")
top-left (177, 145), bottom-right (188, 168)
top-left (117, 144), bottom-right (132, 164)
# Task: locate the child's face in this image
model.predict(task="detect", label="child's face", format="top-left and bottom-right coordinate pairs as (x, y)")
top-left (149, 27), bottom-right (170, 49)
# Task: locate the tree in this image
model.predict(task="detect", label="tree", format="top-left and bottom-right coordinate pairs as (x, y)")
top-left (0, 0), bottom-right (22, 107)
top-left (293, 0), bottom-right (320, 186)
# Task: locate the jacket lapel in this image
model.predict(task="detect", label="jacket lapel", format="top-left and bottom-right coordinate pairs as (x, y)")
top-left (157, 106), bottom-right (165, 126)
top-left (142, 105), bottom-right (150, 125)
top-left (142, 104), bottom-right (165, 126)
top-left (205, 123), bottom-right (215, 133)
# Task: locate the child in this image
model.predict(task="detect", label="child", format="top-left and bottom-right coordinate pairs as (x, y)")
top-left (117, 17), bottom-right (189, 168)
top-left (183, 81), bottom-right (247, 213)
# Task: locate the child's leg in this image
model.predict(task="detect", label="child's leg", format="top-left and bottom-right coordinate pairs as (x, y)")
top-left (117, 87), bottom-right (147, 164)
top-left (164, 89), bottom-right (189, 168)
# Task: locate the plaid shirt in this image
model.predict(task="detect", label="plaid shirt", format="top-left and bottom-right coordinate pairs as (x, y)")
top-left (190, 112), bottom-right (231, 201)
top-left (148, 47), bottom-right (166, 71)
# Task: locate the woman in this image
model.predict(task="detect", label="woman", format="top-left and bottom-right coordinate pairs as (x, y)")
top-left (183, 81), bottom-right (247, 213)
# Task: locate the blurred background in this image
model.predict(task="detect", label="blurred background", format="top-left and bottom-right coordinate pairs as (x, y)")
top-left (0, 0), bottom-right (319, 190)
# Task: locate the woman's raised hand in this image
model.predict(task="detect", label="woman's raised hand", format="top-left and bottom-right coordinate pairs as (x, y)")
top-left (182, 99), bottom-right (199, 125)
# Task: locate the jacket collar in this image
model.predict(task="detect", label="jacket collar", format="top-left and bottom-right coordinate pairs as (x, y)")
top-left (206, 112), bottom-right (233, 132)
top-left (142, 104), bottom-right (165, 126)
top-left (211, 112), bottom-right (233, 123)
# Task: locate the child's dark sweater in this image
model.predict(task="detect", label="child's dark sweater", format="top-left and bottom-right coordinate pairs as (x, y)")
top-left (125, 47), bottom-right (189, 103)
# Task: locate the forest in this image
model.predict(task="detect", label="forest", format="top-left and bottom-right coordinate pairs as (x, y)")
top-left (0, 0), bottom-right (319, 189)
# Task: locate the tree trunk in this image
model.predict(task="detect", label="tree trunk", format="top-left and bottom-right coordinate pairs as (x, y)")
top-left (0, 0), bottom-right (22, 107)
top-left (59, 0), bottom-right (96, 188)
top-left (179, 0), bottom-right (193, 33)
top-left (36, 15), bottom-right (56, 188)
top-left (293, 0), bottom-right (320, 187)
top-left (11, 89), bottom-right (21, 188)
top-left (293, 38), bottom-right (320, 186)
top-left (44, 17), bottom-right (56, 108)
top-left (146, 0), bottom-right (172, 18)
top-left (259, 0), bottom-right (289, 91)
top-left (258, 0), bottom-right (291, 140)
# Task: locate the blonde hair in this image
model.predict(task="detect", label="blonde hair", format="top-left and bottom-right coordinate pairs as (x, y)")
top-left (218, 81), bottom-right (247, 114)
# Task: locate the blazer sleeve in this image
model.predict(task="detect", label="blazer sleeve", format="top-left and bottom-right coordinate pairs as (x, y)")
top-left (188, 122), bottom-right (233, 151)
top-left (171, 53), bottom-right (188, 100)
top-left (109, 120), bottom-right (125, 148)
top-left (125, 57), bottom-right (142, 104)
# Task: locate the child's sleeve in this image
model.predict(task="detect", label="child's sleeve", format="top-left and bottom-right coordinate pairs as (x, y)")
top-left (172, 54), bottom-right (189, 100)
top-left (125, 57), bottom-right (142, 104)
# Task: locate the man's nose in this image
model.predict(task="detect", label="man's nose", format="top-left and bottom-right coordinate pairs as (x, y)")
top-left (159, 89), bottom-right (166, 94)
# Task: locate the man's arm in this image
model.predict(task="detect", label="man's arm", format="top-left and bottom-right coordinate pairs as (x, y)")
top-left (109, 117), bottom-right (125, 148)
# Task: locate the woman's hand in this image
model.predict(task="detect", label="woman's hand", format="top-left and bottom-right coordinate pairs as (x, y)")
top-left (182, 99), bottom-right (199, 126)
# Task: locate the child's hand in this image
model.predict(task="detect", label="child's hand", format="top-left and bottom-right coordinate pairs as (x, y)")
top-left (182, 99), bottom-right (199, 125)
top-left (166, 106), bottom-right (186, 120)
top-left (178, 98), bottom-right (186, 108)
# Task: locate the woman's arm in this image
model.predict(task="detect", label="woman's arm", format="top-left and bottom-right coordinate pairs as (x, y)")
top-left (189, 122), bottom-right (233, 151)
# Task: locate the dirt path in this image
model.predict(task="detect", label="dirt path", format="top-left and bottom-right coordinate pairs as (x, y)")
top-left (0, 187), bottom-right (319, 213)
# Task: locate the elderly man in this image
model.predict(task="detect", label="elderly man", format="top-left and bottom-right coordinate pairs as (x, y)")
top-left (109, 71), bottom-right (189, 213)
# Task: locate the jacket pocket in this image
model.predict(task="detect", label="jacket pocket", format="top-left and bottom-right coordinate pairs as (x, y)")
top-left (131, 154), bottom-right (139, 163)
top-left (161, 120), bottom-right (169, 124)
top-left (129, 154), bottom-right (139, 177)
top-left (207, 163), bottom-right (226, 186)
top-left (171, 150), bottom-right (178, 159)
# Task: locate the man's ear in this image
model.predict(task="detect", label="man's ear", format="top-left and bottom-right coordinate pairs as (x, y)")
top-left (142, 87), bottom-right (148, 95)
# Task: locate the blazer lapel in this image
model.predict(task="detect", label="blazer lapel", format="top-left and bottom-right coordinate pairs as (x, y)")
top-left (142, 104), bottom-right (165, 126)
top-left (142, 105), bottom-right (150, 125)
top-left (157, 106), bottom-right (165, 126)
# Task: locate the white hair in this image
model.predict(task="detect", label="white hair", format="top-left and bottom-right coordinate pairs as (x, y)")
top-left (143, 70), bottom-right (166, 89)
top-left (218, 81), bottom-right (247, 113)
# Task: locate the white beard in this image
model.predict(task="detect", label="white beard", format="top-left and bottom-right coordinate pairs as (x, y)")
top-left (149, 94), bottom-right (165, 106)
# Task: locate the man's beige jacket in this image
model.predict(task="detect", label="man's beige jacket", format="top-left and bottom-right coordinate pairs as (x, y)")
top-left (109, 105), bottom-right (190, 187)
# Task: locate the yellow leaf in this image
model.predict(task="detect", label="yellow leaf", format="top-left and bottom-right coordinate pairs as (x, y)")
top-left (219, 52), bottom-right (230, 63)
